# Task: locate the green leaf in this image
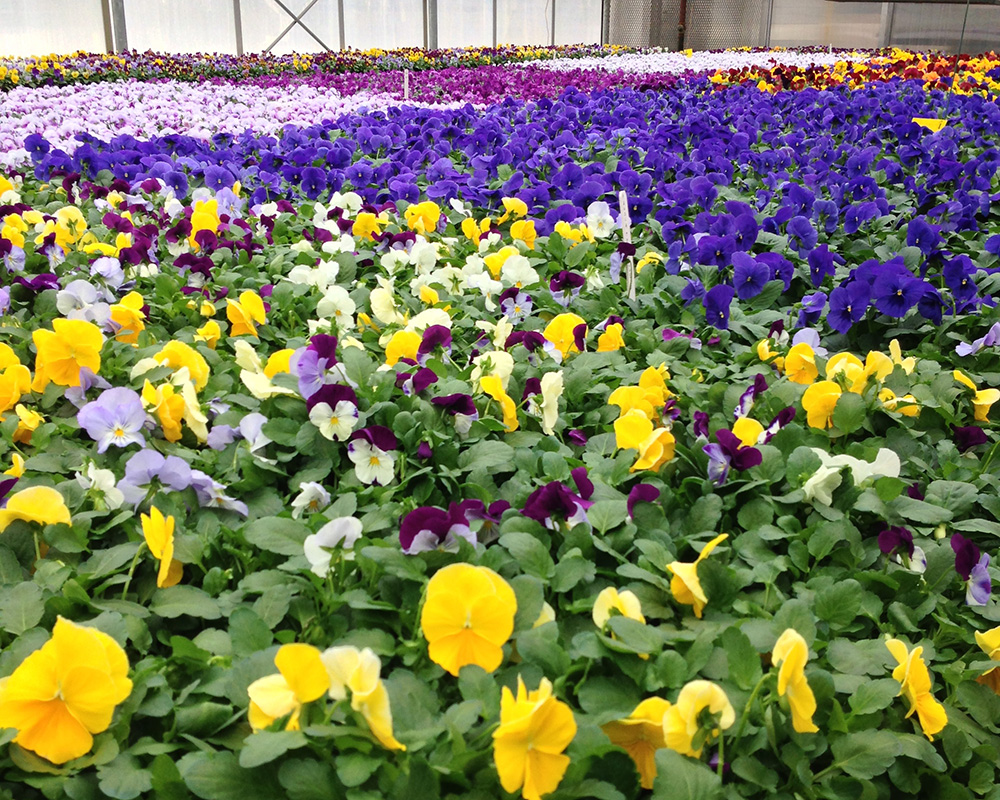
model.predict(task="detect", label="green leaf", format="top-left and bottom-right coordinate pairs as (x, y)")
top-left (721, 627), bottom-right (762, 690)
top-left (551, 551), bottom-right (596, 592)
top-left (848, 679), bottom-right (899, 715)
top-left (499, 532), bottom-right (554, 579)
top-left (577, 676), bottom-right (642, 718)
top-left (815, 580), bottom-right (862, 629)
top-left (682, 495), bottom-right (723, 536)
top-left (238, 731), bottom-right (308, 769)
top-left (458, 665), bottom-right (501, 720)
top-left (0, 582), bottom-right (44, 635)
top-left (832, 392), bottom-right (866, 434)
top-left (605, 616), bottom-right (663, 655)
top-left (180, 751), bottom-right (283, 800)
top-left (334, 752), bottom-right (381, 787)
top-left (890, 496), bottom-right (952, 525)
top-left (149, 586), bottom-right (221, 620)
top-left (651, 749), bottom-right (722, 799)
top-left (829, 730), bottom-right (903, 780)
top-left (827, 639), bottom-right (892, 676)
top-left (731, 756), bottom-right (778, 791)
top-left (588, 499), bottom-right (628, 534)
top-left (278, 759), bottom-right (340, 800)
top-left (97, 754), bottom-right (153, 800)
top-left (242, 517), bottom-right (311, 556)
top-left (457, 440), bottom-right (515, 471)
top-left (229, 607), bottom-right (273, 658)
top-left (924, 480), bottom-right (978, 516)
top-left (773, 599), bottom-right (816, 647)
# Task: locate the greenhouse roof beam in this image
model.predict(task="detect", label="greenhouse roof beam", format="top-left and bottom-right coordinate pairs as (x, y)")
top-left (265, 0), bottom-right (333, 53)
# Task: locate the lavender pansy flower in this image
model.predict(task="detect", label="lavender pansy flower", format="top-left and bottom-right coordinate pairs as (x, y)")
top-left (77, 387), bottom-right (146, 453)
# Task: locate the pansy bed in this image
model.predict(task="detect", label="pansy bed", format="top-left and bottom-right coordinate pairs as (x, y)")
top-left (0, 44), bottom-right (999, 800)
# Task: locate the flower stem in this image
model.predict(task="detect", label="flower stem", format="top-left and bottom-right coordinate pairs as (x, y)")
top-left (733, 672), bottom-right (771, 741)
top-left (122, 543), bottom-right (146, 599)
top-left (716, 731), bottom-right (725, 781)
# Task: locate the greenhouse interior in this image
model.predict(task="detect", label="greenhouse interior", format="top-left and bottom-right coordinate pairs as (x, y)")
top-left (3, 0), bottom-right (1000, 799)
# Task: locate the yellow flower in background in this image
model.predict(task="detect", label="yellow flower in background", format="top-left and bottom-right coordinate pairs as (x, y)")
top-left (543, 313), bottom-right (586, 359)
top-left (384, 329), bottom-right (421, 366)
top-left (602, 697), bottom-right (672, 789)
top-left (141, 506), bottom-right (182, 588)
top-left (481, 375), bottom-right (519, 432)
top-left (419, 284), bottom-right (440, 305)
top-left (757, 339), bottom-right (785, 371)
top-left (0, 363), bottom-right (31, 418)
top-left (772, 629), bottom-right (819, 734)
top-left (493, 676), bottom-right (576, 800)
top-left (154, 341), bottom-right (209, 391)
top-left (188, 198), bottom-right (221, 250)
top-left (615, 408), bottom-right (653, 451)
top-left (109, 291), bottom-right (146, 345)
top-left (879, 388), bottom-right (920, 417)
top-left (954, 370), bottom-right (1000, 422)
top-left (597, 322), bottom-right (625, 352)
top-left (732, 416), bottom-right (764, 448)
top-left (5, 453), bottom-right (24, 478)
top-left (194, 320), bottom-right (221, 349)
top-left (352, 211), bottom-right (384, 241)
top-left (802, 380), bottom-right (842, 429)
top-left (826, 352), bottom-right (866, 393)
top-left (141, 380), bottom-right (185, 443)
top-left (631, 427), bottom-right (675, 473)
top-left (404, 200), bottom-right (440, 234)
top-left (321, 645), bottom-right (405, 750)
top-left (784, 342), bottom-right (818, 384)
top-left (227, 290), bottom-right (267, 337)
top-left (421, 563), bottom-right (517, 677)
top-left (639, 365), bottom-right (671, 405)
top-left (484, 245), bottom-right (519, 279)
top-left (889, 339), bottom-right (916, 374)
top-left (666, 533), bottom-right (728, 619)
top-left (662, 680), bottom-right (734, 757)
top-left (636, 251), bottom-right (662, 273)
top-left (32, 318), bottom-right (104, 391)
top-left (592, 586), bottom-right (645, 629)
top-left (863, 350), bottom-right (894, 382)
top-left (0, 616), bottom-right (131, 764)
top-left (498, 196), bottom-right (528, 224)
top-left (0, 486), bottom-right (70, 532)
top-left (462, 216), bottom-right (492, 243)
top-left (608, 385), bottom-right (658, 420)
top-left (13, 404), bottom-right (43, 444)
top-left (510, 219), bottom-right (536, 249)
top-left (248, 643), bottom-right (330, 732)
top-left (885, 638), bottom-right (947, 741)
top-left (974, 626), bottom-right (1000, 694)
top-left (264, 349), bottom-right (295, 378)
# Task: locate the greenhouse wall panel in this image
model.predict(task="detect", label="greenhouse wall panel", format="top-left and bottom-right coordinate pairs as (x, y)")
top-left (554, 0), bottom-right (604, 45)
top-left (438, 0), bottom-right (494, 48)
top-left (890, 4), bottom-right (1000, 55)
top-left (0, 0), bottom-right (107, 57)
top-left (768, 0), bottom-right (881, 49)
top-left (341, 0), bottom-right (424, 50)
top-left (124, 0), bottom-right (238, 53)
top-left (496, 0), bottom-right (552, 45)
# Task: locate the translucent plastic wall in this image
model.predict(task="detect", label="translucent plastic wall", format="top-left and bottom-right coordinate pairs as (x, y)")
top-left (0, 0), bottom-right (603, 57)
top-left (2, 0), bottom-right (108, 56)
top-left (768, 0), bottom-right (882, 49)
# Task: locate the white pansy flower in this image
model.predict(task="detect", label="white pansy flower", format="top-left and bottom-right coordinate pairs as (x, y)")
top-left (500, 254), bottom-right (539, 288)
top-left (348, 440), bottom-right (395, 486)
top-left (309, 400), bottom-right (359, 441)
top-left (291, 482), bottom-right (332, 519)
top-left (75, 463), bottom-right (124, 510)
top-left (304, 517), bottom-right (364, 574)
top-left (471, 350), bottom-right (515, 389)
top-left (586, 201), bottom-right (616, 239)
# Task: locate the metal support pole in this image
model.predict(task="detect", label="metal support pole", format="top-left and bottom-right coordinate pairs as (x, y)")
top-left (427, 0), bottom-right (439, 50)
top-left (100, 0), bottom-right (115, 53)
top-left (233, 0), bottom-right (244, 56)
top-left (338, 0), bottom-right (346, 49)
top-left (758, 0), bottom-right (773, 48)
top-left (550, 0), bottom-right (557, 45)
top-left (110, 0), bottom-right (128, 51)
top-left (492, 0), bottom-right (498, 47)
top-left (878, 2), bottom-right (896, 48)
top-left (601, 0), bottom-right (611, 45)
top-left (677, 0), bottom-right (687, 50)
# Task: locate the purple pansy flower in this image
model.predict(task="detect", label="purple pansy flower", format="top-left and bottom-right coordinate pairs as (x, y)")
top-left (399, 504), bottom-right (476, 554)
top-left (703, 429), bottom-right (762, 486)
top-left (627, 484), bottom-right (660, 518)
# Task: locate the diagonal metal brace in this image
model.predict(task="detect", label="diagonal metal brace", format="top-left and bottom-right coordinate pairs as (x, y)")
top-left (266, 0), bottom-right (332, 52)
